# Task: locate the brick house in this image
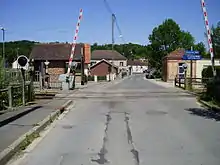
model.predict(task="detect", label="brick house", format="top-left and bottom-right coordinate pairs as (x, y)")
top-left (90, 59), bottom-right (118, 81)
top-left (30, 43), bottom-right (90, 82)
top-left (162, 48), bottom-right (196, 82)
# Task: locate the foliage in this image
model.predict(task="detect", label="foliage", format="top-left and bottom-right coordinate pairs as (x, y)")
top-left (97, 76), bottom-right (106, 81)
top-left (0, 40), bottom-right (38, 67)
top-left (201, 66), bottom-right (220, 103)
top-left (88, 75), bottom-right (94, 81)
top-left (201, 66), bottom-right (213, 84)
top-left (205, 22), bottom-right (220, 58)
top-left (194, 42), bottom-right (207, 58)
top-left (122, 72), bottom-right (127, 78)
top-left (148, 19), bottom-right (196, 69)
top-left (212, 22), bottom-right (220, 58)
top-left (91, 43), bottom-right (150, 60)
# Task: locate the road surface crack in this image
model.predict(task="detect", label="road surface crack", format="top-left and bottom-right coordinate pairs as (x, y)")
top-left (91, 112), bottom-right (111, 164)
top-left (125, 112), bottom-right (140, 165)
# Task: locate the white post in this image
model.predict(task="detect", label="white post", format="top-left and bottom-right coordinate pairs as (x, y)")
top-left (94, 75), bottom-right (97, 82)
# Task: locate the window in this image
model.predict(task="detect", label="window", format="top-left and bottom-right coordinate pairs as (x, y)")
top-left (120, 62), bottom-right (124, 66)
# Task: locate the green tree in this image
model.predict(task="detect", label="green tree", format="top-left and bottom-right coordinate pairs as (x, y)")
top-left (91, 43), bottom-right (151, 60)
top-left (194, 42), bottom-right (207, 57)
top-left (148, 19), bottom-right (195, 69)
top-left (0, 40), bottom-right (38, 66)
top-left (212, 22), bottom-right (220, 58)
top-left (204, 22), bottom-right (220, 58)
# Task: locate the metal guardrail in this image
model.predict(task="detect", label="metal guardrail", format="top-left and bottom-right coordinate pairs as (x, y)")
top-left (33, 81), bottom-right (62, 90)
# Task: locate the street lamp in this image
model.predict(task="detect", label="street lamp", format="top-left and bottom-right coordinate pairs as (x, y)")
top-left (1, 27), bottom-right (5, 68)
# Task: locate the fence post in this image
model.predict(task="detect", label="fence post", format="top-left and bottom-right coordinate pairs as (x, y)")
top-left (21, 69), bottom-right (26, 106)
top-left (184, 77), bottom-right (187, 90)
top-left (8, 86), bottom-right (12, 109)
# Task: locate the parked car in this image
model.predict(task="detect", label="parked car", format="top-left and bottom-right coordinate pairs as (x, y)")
top-left (145, 68), bottom-right (161, 79)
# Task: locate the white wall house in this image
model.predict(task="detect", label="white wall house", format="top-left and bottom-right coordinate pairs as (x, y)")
top-left (196, 59), bottom-right (220, 78)
top-left (127, 60), bottom-right (148, 74)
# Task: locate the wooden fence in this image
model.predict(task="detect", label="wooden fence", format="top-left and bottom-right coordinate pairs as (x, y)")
top-left (0, 82), bottom-right (34, 111)
top-left (174, 75), bottom-right (210, 92)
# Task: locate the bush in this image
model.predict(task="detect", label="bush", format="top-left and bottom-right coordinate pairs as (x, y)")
top-left (97, 76), bottom-right (106, 81)
top-left (201, 66), bottom-right (220, 103)
top-left (88, 75), bottom-right (94, 81)
top-left (122, 72), bottom-right (127, 78)
top-left (84, 75), bottom-right (88, 83)
top-left (202, 66), bottom-right (213, 84)
top-left (205, 78), bottom-right (220, 102)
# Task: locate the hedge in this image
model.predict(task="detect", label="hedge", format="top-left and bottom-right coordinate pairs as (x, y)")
top-left (88, 75), bottom-right (94, 81)
top-left (201, 66), bottom-right (220, 102)
top-left (97, 76), bottom-right (106, 81)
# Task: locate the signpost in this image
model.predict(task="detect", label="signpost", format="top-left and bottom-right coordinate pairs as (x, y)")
top-left (17, 55), bottom-right (29, 106)
top-left (182, 50), bottom-right (202, 90)
top-left (182, 50), bottom-right (202, 60)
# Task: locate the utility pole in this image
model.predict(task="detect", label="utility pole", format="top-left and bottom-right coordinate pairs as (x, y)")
top-left (16, 48), bottom-right (19, 69)
top-left (1, 27), bottom-right (5, 68)
top-left (189, 46), bottom-right (193, 90)
top-left (111, 14), bottom-right (115, 81)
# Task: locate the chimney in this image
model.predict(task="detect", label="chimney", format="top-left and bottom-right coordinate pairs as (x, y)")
top-left (84, 43), bottom-right (91, 64)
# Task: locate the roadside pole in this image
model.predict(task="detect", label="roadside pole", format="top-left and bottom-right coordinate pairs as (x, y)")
top-left (17, 55), bottom-right (29, 106)
top-left (111, 14), bottom-right (115, 81)
top-left (21, 68), bottom-right (26, 106)
top-left (190, 46), bottom-right (193, 90)
top-left (81, 52), bottom-right (85, 85)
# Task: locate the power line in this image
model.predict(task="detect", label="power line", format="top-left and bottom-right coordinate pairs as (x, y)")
top-left (103, 0), bottom-right (126, 43)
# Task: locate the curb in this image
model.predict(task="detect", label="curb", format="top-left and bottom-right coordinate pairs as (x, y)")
top-left (182, 90), bottom-right (199, 96)
top-left (198, 99), bottom-right (220, 113)
top-left (0, 100), bottom-right (73, 165)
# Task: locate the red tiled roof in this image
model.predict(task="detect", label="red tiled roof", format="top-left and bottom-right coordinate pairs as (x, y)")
top-left (127, 59), bottom-right (148, 66)
top-left (164, 48), bottom-right (185, 60)
top-left (30, 43), bottom-right (83, 61)
top-left (90, 59), bottom-right (118, 69)
top-left (91, 50), bottom-right (127, 60)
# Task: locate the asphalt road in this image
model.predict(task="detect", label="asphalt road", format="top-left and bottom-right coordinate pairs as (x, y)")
top-left (9, 74), bottom-right (220, 165)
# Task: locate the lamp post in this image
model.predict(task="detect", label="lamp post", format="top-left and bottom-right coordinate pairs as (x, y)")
top-left (1, 27), bottom-right (5, 68)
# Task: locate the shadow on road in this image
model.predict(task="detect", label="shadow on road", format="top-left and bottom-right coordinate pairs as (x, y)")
top-left (0, 106), bottom-right (42, 127)
top-left (185, 108), bottom-right (220, 121)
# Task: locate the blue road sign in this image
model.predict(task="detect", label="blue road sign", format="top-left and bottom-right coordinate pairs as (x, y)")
top-left (182, 54), bottom-right (202, 60)
top-left (185, 50), bottom-right (200, 55)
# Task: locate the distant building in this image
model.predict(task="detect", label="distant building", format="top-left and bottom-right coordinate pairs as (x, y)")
top-left (30, 43), bottom-right (91, 82)
top-left (91, 50), bottom-right (127, 69)
top-left (90, 59), bottom-right (118, 81)
top-left (127, 59), bottom-right (148, 74)
top-left (90, 50), bottom-right (128, 80)
top-left (162, 48), bottom-right (220, 82)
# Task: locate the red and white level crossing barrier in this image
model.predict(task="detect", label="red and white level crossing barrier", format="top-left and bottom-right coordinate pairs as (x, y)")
top-left (66, 9), bottom-right (83, 80)
top-left (201, 0), bottom-right (214, 58)
top-left (201, 0), bottom-right (216, 76)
